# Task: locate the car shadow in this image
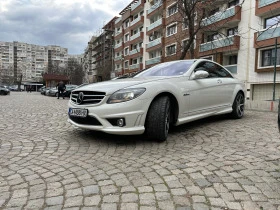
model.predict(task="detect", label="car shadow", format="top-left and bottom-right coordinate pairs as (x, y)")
top-left (73, 114), bottom-right (234, 145)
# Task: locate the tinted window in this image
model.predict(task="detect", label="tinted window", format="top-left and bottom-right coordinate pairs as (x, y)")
top-left (135, 61), bottom-right (195, 77)
top-left (195, 61), bottom-right (232, 78)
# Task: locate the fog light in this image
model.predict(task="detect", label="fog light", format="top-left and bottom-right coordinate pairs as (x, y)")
top-left (117, 118), bottom-right (124, 127)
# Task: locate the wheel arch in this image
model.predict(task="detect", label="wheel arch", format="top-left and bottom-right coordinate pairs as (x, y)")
top-left (145, 92), bottom-right (179, 126)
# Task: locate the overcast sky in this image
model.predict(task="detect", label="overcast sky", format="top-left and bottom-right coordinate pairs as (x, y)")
top-left (0, 0), bottom-right (132, 55)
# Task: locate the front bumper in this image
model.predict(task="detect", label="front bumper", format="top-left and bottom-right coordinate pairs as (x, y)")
top-left (67, 98), bottom-right (151, 135)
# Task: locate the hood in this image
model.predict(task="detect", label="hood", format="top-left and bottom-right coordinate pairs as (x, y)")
top-left (75, 77), bottom-right (168, 95)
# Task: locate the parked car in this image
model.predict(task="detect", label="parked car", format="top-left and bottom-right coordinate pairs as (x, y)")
top-left (47, 87), bottom-right (58, 97)
top-left (0, 85), bottom-right (10, 95)
top-left (44, 87), bottom-right (51, 96)
top-left (45, 85), bottom-right (78, 97)
top-left (38, 86), bottom-right (45, 92)
top-left (68, 59), bottom-right (245, 142)
top-left (64, 85), bottom-right (78, 97)
top-left (8, 85), bottom-right (18, 91)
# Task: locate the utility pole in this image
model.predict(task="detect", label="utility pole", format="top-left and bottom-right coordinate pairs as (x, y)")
top-left (273, 38), bottom-right (277, 101)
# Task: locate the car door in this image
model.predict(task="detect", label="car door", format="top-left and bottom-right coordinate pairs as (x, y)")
top-left (214, 64), bottom-right (236, 107)
top-left (186, 61), bottom-right (226, 116)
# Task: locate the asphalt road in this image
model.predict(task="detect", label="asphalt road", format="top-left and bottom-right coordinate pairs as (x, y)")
top-left (0, 92), bottom-right (280, 210)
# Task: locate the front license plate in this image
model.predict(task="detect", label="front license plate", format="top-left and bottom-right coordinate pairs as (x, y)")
top-left (69, 108), bottom-right (88, 118)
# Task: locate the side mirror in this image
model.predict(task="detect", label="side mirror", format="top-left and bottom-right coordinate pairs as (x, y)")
top-left (192, 70), bottom-right (209, 79)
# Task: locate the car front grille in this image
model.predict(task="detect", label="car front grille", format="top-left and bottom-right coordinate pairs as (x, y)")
top-left (71, 91), bottom-right (106, 105)
top-left (69, 115), bottom-right (102, 126)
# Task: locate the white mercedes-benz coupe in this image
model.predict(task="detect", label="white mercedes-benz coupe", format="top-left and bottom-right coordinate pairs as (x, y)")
top-left (68, 59), bottom-right (245, 142)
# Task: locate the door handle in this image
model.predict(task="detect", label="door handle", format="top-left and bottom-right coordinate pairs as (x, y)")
top-left (217, 79), bottom-right (222, 84)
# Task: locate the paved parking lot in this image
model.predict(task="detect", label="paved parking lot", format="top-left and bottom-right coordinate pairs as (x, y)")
top-left (0, 92), bottom-right (280, 210)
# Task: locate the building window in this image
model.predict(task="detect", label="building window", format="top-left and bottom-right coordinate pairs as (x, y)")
top-left (125, 34), bottom-right (129, 42)
top-left (166, 44), bottom-right (176, 56)
top-left (124, 48), bottom-right (129, 56)
top-left (264, 15), bottom-right (280, 29)
top-left (209, 8), bottom-right (219, 16)
top-left (229, 55), bottom-right (238, 65)
top-left (125, 20), bottom-right (129, 28)
top-left (124, 61), bottom-right (129, 68)
top-left (227, 27), bottom-right (238, 36)
top-left (207, 33), bottom-right (220, 42)
top-left (261, 48), bottom-right (280, 67)
top-left (167, 4), bottom-right (177, 16)
top-left (150, 52), bottom-right (155, 58)
top-left (166, 24), bottom-right (177, 36)
top-left (228, 0), bottom-right (239, 8)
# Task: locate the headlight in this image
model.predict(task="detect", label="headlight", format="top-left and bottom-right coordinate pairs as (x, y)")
top-left (107, 88), bottom-right (146, 104)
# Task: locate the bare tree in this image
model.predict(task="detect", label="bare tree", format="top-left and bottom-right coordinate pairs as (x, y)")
top-left (159, 0), bottom-right (244, 60)
top-left (67, 58), bottom-right (84, 85)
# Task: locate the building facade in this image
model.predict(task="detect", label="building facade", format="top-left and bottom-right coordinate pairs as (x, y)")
top-left (91, 17), bottom-right (116, 82)
top-left (111, 0), bottom-right (280, 101)
top-left (0, 41), bottom-right (68, 84)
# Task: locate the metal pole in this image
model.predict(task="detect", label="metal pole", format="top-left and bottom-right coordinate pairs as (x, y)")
top-left (273, 38), bottom-right (277, 101)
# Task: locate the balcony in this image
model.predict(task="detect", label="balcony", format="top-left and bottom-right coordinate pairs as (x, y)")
top-left (115, 67), bottom-right (122, 73)
top-left (224, 64), bottom-right (237, 74)
top-left (130, 16), bottom-right (144, 29)
top-left (202, 5), bottom-right (241, 28)
top-left (147, 19), bottom-right (162, 32)
top-left (254, 26), bottom-right (280, 48)
top-left (130, 32), bottom-right (141, 41)
top-left (131, 16), bottom-right (141, 26)
top-left (115, 17), bottom-right (122, 24)
top-left (131, 0), bottom-right (144, 13)
top-left (199, 35), bottom-right (240, 56)
top-left (146, 57), bottom-right (161, 66)
top-left (130, 63), bottom-right (140, 70)
top-left (114, 42), bottom-right (122, 49)
top-left (115, 30), bottom-right (122, 37)
top-left (130, 32), bottom-right (144, 43)
top-left (114, 55), bottom-right (123, 61)
top-left (256, 0), bottom-right (280, 16)
top-left (147, 1), bottom-right (163, 17)
top-left (146, 38), bottom-right (162, 49)
top-left (129, 48), bottom-right (140, 55)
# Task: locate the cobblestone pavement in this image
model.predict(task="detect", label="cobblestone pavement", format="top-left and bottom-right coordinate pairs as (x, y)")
top-left (0, 92), bottom-right (280, 210)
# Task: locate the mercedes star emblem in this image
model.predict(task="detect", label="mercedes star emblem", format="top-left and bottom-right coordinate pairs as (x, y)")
top-left (77, 92), bottom-right (84, 104)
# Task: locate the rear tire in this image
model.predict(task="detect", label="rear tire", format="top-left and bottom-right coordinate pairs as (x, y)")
top-left (231, 92), bottom-right (244, 119)
top-left (146, 96), bottom-right (171, 142)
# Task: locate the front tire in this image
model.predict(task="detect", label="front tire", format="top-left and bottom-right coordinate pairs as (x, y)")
top-left (146, 96), bottom-right (171, 142)
top-left (231, 92), bottom-right (245, 119)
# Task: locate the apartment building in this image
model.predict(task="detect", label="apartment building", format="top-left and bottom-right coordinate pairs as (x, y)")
top-left (91, 17), bottom-right (116, 82)
top-left (82, 36), bottom-right (96, 83)
top-left (0, 41), bottom-right (68, 83)
top-left (112, 0), bottom-right (280, 101)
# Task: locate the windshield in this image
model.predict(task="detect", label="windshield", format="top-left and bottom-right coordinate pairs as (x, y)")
top-left (135, 60), bottom-right (195, 77)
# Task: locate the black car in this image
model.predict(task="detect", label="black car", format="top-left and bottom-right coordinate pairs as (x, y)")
top-left (0, 86), bottom-right (10, 95)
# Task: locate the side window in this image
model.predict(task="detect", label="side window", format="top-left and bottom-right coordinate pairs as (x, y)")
top-left (215, 65), bottom-right (233, 78)
top-left (194, 61), bottom-right (233, 78)
top-left (194, 62), bottom-right (217, 78)
top-left (203, 62), bottom-right (219, 78)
